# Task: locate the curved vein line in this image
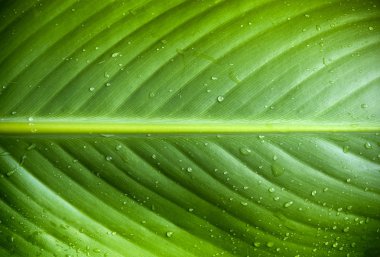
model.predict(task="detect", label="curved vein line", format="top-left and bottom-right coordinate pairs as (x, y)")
top-left (5, 0), bottom-right (125, 114)
top-left (315, 75), bottom-right (380, 117)
top-left (111, 0), bottom-right (277, 115)
top-left (268, 138), bottom-right (380, 201)
top-left (33, 0), bottom-right (187, 115)
top-left (109, 141), bottom-right (254, 256)
top-left (0, 146), bottom-right (141, 257)
top-left (167, 0), bottom-right (346, 117)
top-left (0, 200), bottom-right (59, 256)
top-left (75, 0), bottom-right (230, 114)
top-left (57, 140), bottom-right (209, 257)
top-left (204, 17), bottom-right (380, 116)
top-left (0, 0), bottom-right (77, 66)
top-left (210, 140), bottom-right (362, 230)
top-left (0, 0), bottom-right (39, 34)
top-left (28, 144), bottom-right (164, 257)
top-left (254, 41), bottom-right (380, 118)
top-left (152, 140), bottom-right (329, 250)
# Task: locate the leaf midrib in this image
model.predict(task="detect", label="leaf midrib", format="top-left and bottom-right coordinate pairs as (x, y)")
top-left (1, 121), bottom-right (379, 134)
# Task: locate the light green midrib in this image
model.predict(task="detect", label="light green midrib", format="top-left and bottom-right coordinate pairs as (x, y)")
top-left (0, 121), bottom-right (379, 134)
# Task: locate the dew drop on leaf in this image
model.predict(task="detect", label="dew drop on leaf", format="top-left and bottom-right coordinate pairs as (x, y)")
top-left (217, 96), bottom-right (224, 102)
top-left (105, 156), bottom-right (112, 161)
top-left (271, 164), bottom-right (284, 177)
top-left (267, 242), bottom-right (274, 247)
top-left (343, 145), bottom-right (350, 153)
top-left (239, 147), bottom-right (251, 155)
top-left (364, 142), bottom-right (372, 149)
top-left (89, 87), bottom-right (95, 92)
top-left (284, 201), bottom-right (293, 208)
top-left (166, 231), bottom-right (173, 238)
top-left (268, 187), bottom-right (275, 193)
top-left (361, 103), bottom-right (368, 109)
top-left (311, 190), bottom-right (317, 196)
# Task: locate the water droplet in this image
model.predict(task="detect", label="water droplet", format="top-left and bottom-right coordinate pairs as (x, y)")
top-left (217, 96), bottom-right (224, 102)
top-left (11, 111), bottom-right (16, 115)
top-left (343, 227), bottom-right (350, 232)
top-left (105, 82), bottom-right (111, 87)
top-left (273, 155), bottom-right (278, 161)
top-left (105, 156), bottom-right (112, 161)
top-left (343, 145), bottom-right (350, 153)
top-left (284, 201), bottom-right (293, 208)
top-left (239, 147), bottom-right (251, 155)
top-left (332, 242), bottom-right (339, 248)
top-left (89, 87), bottom-right (95, 92)
top-left (347, 205), bottom-right (352, 210)
top-left (115, 145), bottom-right (122, 151)
top-left (166, 231), bottom-right (173, 238)
top-left (240, 201), bottom-right (248, 206)
top-left (267, 242), bottom-right (274, 248)
top-left (364, 142), bottom-right (372, 149)
top-left (188, 208), bottom-right (194, 212)
top-left (211, 76), bottom-right (218, 80)
top-left (254, 242), bottom-right (261, 247)
top-left (111, 52), bottom-right (120, 58)
top-left (361, 103), bottom-right (368, 109)
top-left (346, 178), bottom-right (351, 183)
top-left (28, 117), bottom-right (34, 122)
top-left (268, 187), bottom-right (275, 193)
top-left (149, 92), bottom-right (155, 98)
top-left (316, 24), bottom-right (321, 31)
top-left (271, 164), bottom-right (284, 177)
top-left (323, 187), bottom-right (329, 192)
top-left (273, 196), bottom-right (280, 201)
top-left (368, 26), bottom-right (374, 31)
top-left (187, 167), bottom-right (193, 172)
top-left (311, 190), bottom-right (317, 196)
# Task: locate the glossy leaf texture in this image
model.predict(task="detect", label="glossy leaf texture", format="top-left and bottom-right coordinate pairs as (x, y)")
top-left (0, 0), bottom-right (379, 257)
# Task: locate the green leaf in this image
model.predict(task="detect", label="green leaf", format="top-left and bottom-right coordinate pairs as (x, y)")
top-left (0, 0), bottom-right (379, 256)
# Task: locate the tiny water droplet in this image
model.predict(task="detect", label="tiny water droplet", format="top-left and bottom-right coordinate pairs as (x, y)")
top-left (28, 117), bottom-right (34, 122)
top-left (211, 76), bottom-right (218, 80)
top-left (311, 190), bottom-right (317, 196)
top-left (105, 82), bottom-right (111, 87)
top-left (254, 242), bottom-right (261, 247)
top-left (187, 167), bottom-right (192, 172)
top-left (271, 164), bottom-right (284, 177)
top-left (343, 227), bottom-right (350, 232)
top-left (240, 201), bottom-right (248, 206)
top-left (273, 155), bottom-right (278, 161)
top-left (217, 96), bottom-right (224, 102)
top-left (333, 242), bottom-right (338, 248)
top-left (316, 24), bottom-right (321, 31)
top-left (188, 208), bottom-right (194, 212)
top-left (268, 187), bottom-right (275, 193)
top-left (111, 52), bottom-right (120, 58)
top-left (266, 242), bottom-right (274, 248)
top-left (27, 144), bottom-right (36, 150)
top-left (105, 156), bottom-right (112, 161)
top-left (11, 111), bottom-right (17, 115)
top-left (323, 187), bottom-right (329, 192)
top-left (364, 142), bottom-right (372, 149)
top-left (343, 145), bottom-right (350, 153)
top-left (284, 201), bottom-right (293, 208)
top-left (166, 231), bottom-right (173, 238)
top-left (239, 147), bottom-right (251, 155)
top-left (115, 145), bottom-right (122, 151)
top-left (89, 87), bottom-right (95, 92)
top-left (361, 103), bottom-right (368, 109)
top-left (273, 196), bottom-right (280, 201)
top-left (368, 26), bottom-right (374, 31)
